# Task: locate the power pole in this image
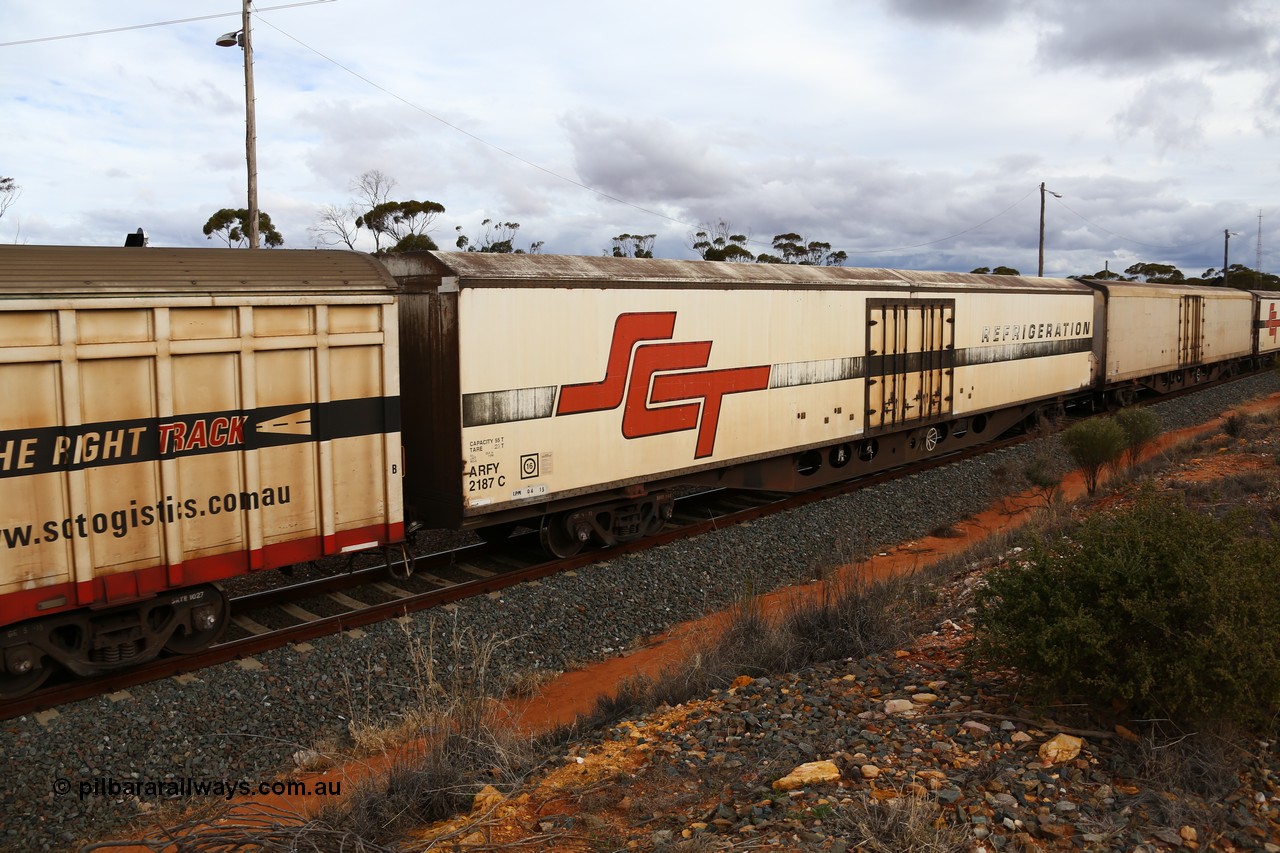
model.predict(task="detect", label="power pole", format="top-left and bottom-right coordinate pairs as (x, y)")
top-left (1223, 229), bottom-right (1239, 288)
top-left (217, 2), bottom-right (259, 248)
top-left (1258, 210), bottom-right (1264, 275)
top-left (242, 0), bottom-right (260, 249)
top-left (1038, 182), bottom-right (1061, 277)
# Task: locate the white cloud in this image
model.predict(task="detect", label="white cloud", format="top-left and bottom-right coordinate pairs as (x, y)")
top-left (1, 0), bottom-right (1276, 275)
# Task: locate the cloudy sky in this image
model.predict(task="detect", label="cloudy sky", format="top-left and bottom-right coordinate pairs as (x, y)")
top-left (3, 0), bottom-right (1277, 276)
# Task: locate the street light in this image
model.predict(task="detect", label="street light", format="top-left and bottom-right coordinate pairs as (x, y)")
top-left (215, 1), bottom-right (259, 248)
top-left (1038, 181), bottom-right (1062, 277)
top-left (1223, 229), bottom-right (1240, 287)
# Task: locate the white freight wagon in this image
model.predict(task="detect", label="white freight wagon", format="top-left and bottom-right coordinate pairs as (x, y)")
top-left (388, 254), bottom-right (1096, 555)
top-left (1086, 280), bottom-right (1253, 391)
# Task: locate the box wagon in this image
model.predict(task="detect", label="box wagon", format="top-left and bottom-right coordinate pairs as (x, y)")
top-left (0, 245), bottom-right (402, 696)
top-left (385, 253), bottom-right (1096, 556)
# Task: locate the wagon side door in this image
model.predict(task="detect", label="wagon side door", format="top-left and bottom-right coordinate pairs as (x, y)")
top-left (864, 299), bottom-right (955, 433)
top-left (1179, 294), bottom-right (1204, 366)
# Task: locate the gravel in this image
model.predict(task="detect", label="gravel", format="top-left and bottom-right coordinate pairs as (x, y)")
top-left (3, 371), bottom-right (1277, 852)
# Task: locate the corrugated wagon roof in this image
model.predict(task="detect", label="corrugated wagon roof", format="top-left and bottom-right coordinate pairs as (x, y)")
top-left (0, 245), bottom-right (397, 296)
top-left (389, 251), bottom-right (1093, 293)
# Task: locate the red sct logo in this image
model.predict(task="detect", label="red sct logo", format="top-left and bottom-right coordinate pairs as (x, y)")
top-left (555, 312), bottom-right (771, 458)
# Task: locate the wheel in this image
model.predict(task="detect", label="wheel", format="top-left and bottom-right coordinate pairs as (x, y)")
top-left (539, 513), bottom-right (589, 558)
top-left (0, 660), bottom-right (52, 699)
top-left (923, 426), bottom-right (941, 452)
top-left (163, 586), bottom-right (229, 655)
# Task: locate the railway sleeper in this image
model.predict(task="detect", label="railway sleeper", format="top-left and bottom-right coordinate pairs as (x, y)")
top-left (0, 584), bottom-right (228, 698)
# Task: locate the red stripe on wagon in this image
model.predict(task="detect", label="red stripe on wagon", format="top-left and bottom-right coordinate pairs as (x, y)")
top-left (0, 521), bottom-right (403, 630)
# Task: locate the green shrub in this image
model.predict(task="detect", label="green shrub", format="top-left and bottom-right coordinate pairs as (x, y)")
top-left (972, 487), bottom-right (1280, 730)
top-left (1060, 416), bottom-right (1127, 495)
top-left (1115, 406), bottom-right (1161, 467)
top-left (1022, 450), bottom-right (1063, 506)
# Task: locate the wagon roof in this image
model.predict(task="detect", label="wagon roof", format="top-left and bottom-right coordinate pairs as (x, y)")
top-left (1079, 278), bottom-right (1255, 299)
top-left (0, 245), bottom-right (397, 296)
top-left (390, 251), bottom-right (1093, 293)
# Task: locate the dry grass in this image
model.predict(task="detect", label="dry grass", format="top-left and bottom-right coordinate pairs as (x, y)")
top-left (823, 789), bottom-right (973, 852)
top-left (584, 565), bottom-right (926, 727)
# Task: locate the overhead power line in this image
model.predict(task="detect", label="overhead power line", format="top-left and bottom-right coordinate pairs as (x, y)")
top-left (0, 2), bottom-right (335, 48)
top-left (1048, 196), bottom-right (1217, 253)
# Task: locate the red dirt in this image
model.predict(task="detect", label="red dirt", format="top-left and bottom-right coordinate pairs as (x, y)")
top-left (104, 392), bottom-right (1280, 848)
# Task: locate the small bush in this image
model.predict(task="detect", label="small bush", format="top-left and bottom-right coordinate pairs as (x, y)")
top-left (825, 791), bottom-right (972, 852)
top-left (1022, 450), bottom-right (1063, 507)
top-left (1060, 416), bottom-right (1127, 495)
top-left (1115, 406), bottom-right (1161, 467)
top-left (972, 487), bottom-right (1280, 730)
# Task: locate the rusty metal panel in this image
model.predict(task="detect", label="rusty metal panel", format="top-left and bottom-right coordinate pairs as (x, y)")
top-left (865, 300), bottom-right (955, 432)
top-left (0, 246), bottom-right (401, 627)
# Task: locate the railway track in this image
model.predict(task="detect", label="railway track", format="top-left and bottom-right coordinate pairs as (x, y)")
top-left (0, 372), bottom-right (1242, 721)
top-left (0, 430), bottom-right (1028, 721)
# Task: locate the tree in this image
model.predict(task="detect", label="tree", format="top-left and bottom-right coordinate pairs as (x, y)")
top-left (357, 199), bottom-right (446, 253)
top-left (970, 266), bottom-right (1020, 275)
top-left (690, 220), bottom-right (754, 262)
top-left (0, 176), bottom-right (18, 222)
top-left (1078, 267), bottom-right (1126, 281)
top-left (1124, 262), bottom-right (1185, 284)
top-left (202, 208), bottom-right (284, 247)
top-left (756, 233), bottom-right (848, 266)
top-left (608, 233), bottom-right (656, 258)
top-left (1208, 264), bottom-right (1280, 291)
top-left (454, 219), bottom-right (543, 254)
top-left (309, 169), bottom-right (398, 251)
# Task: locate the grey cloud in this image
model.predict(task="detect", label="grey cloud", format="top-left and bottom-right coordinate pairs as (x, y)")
top-left (562, 112), bottom-right (742, 203)
top-left (886, 0), bottom-right (1019, 29)
top-left (1035, 0), bottom-right (1272, 72)
top-left (887, 0), bottom-right (1275, 73)
top-left (1114, 76), bottom-right (1213, 152)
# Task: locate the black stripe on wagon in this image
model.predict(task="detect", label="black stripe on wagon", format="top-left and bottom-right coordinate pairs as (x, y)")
top-left (462, 387), bottom-right (557, 428)
top-left (954, 336), bottom-right (1093, 367)
top-left (0, 397), bottom-right (400, 480)
top-left (458, 335), bottom-right (1093, 428)
top-left (769, 357), bottom-right (863, 389)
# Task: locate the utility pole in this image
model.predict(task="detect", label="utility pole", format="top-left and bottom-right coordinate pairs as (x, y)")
top-left (1223, 229), bottom-right (1239, 288)
top-left (1258, 210), bottom-right (1264, 276)
top-left (216, 1), bottom-right (259, 248)
top-left (1038, 182), bottom-right (1061, 277)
